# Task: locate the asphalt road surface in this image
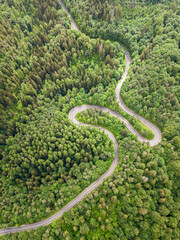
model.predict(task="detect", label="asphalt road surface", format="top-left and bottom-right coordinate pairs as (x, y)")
top-left (0, 0), bottom-right (162, 237)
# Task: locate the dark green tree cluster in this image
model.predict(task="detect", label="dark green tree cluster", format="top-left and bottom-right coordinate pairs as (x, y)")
top-left (0, 0), bottom-right (71, 151)
top-left (41, 32), bottom-right (124, 99)
top-left (0, 0), bottom-right (123, 156)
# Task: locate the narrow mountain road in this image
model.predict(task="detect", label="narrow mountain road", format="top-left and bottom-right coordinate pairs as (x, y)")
top-left (0, 0), bottom-right (162, 237)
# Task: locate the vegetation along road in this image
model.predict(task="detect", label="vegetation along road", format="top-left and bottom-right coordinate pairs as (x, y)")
top-left (0, 0), bottom-right (162, 236)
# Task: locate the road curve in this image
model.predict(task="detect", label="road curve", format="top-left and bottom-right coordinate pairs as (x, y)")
top-left (0, 126), bottom-right (118, 236)
top-left (0, 0), bottom-right (162, 237)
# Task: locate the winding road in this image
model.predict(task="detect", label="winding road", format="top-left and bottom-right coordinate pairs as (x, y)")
top-left (0, 0), bottom-right (162, 237)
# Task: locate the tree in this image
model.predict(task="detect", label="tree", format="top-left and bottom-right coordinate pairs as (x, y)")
top-left (116, 4), bottom-right (122, 19)
top-left (80, 223), bottom-right (90, 235)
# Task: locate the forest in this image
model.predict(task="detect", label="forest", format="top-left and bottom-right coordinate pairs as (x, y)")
top-left (0, 0), bottom-right (180, 239)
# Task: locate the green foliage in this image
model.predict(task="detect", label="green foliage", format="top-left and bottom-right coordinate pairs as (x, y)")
top-left (0, 0), bottom-right (70, 149)
top-left (0, 0), bottom-right (179, 239)
top-left (2, 111), bottom-right (180, 239)
top-left (76, 108), bottom-right (133, 141)
top-left (63, 0), bottom-right (180, 139)
top-left (0, 101), bottom-right (114, 227)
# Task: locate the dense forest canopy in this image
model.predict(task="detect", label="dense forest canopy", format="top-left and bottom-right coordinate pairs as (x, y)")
top-left (64, 0), bottom-right (180, 138)
top-left (0, 0), bottom-right (127, 227)
top-left (0, 0), bottom-right (180, 239)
